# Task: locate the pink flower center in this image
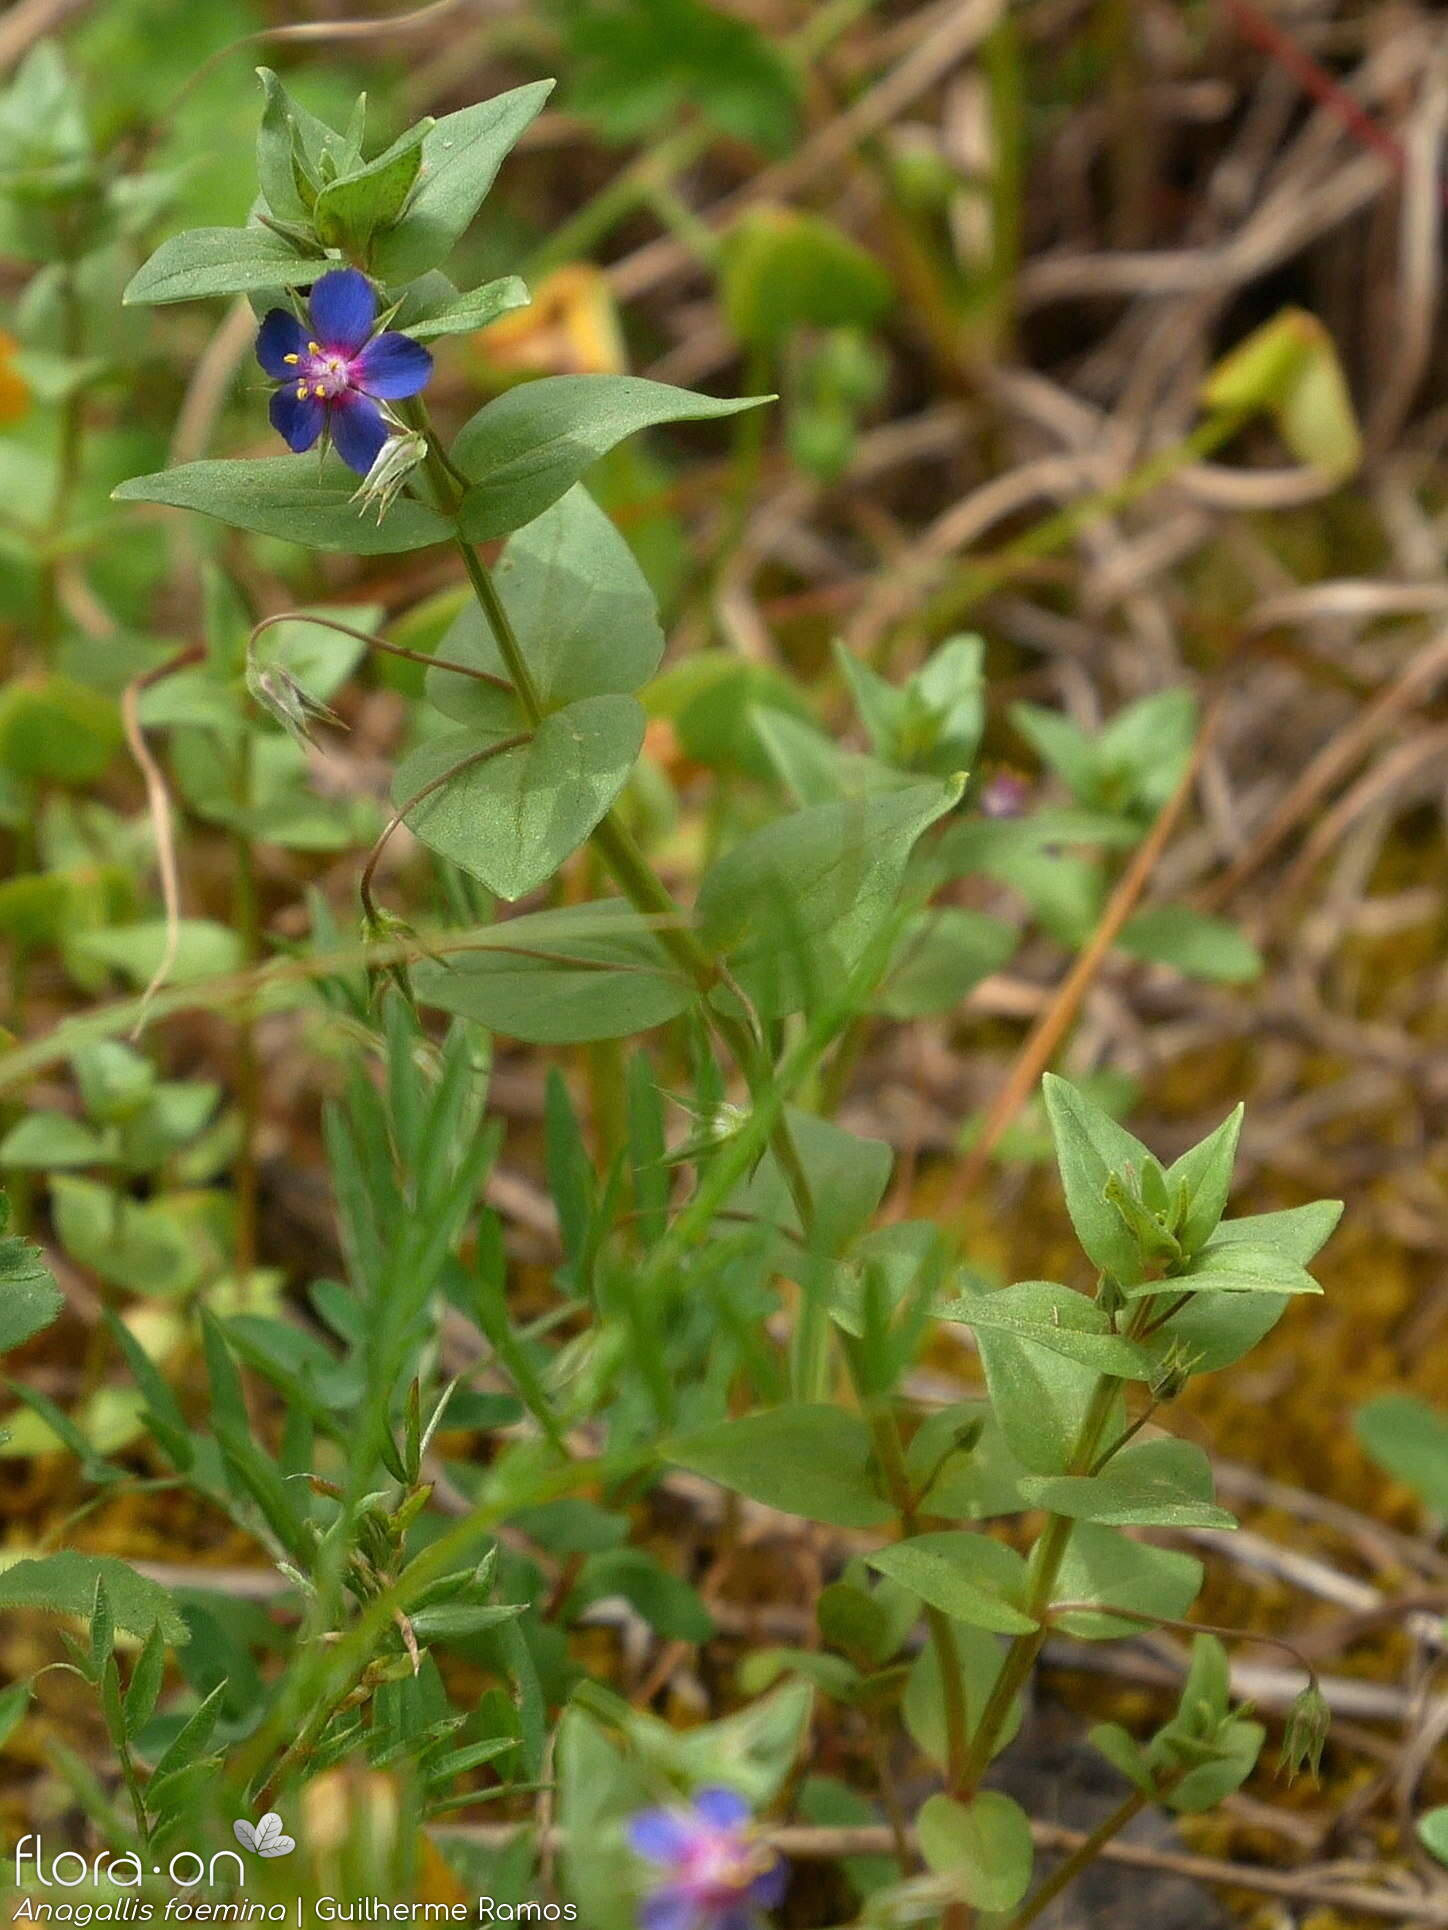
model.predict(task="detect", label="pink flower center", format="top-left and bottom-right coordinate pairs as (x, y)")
top-left (678, 1830), bottom-right (771, 1903)
top-left (284, 342), bottom-right (359, 403)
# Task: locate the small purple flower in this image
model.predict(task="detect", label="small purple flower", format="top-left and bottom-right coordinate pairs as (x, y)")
top-left (979, 769), bottom-right (1031, 820)
top-left (255, 269), bottom-right (432, 476)
top-left (626, 1788), bottom-right (785, 1930)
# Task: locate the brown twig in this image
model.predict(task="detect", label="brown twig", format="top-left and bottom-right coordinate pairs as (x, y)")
top-left (433, 1821), bottom-right (1448, 1925)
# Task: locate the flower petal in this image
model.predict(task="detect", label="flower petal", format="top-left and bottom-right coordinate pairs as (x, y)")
top-left (694, 1789), bottom-right (751, 1832)
top-left (308, 269), bottom-right (377, 356)
top-left (640, 1888), bottom-right (701, 1930)
top-left (256, 308), bottom-right (309, 379)
top-left (749, 1858), bottom-right (787, 1910)
top-left (269, 385), bottom-right (324, 454)
top-left (353, 330), bottom-right (433, 400)
top-left (627, 1810), bottom-right (696, 1865)
top-left (328, 391), bottom-right (389, 475)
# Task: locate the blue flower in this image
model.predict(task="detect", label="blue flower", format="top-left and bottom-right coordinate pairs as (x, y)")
top-left (255, 269), bottom-right (432, 476)
top-left (626, 1788), bottom-right (785, 1930)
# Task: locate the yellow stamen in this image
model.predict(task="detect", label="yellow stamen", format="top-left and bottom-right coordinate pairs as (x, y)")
top-left (307, 341), bottom-right (320, 354)
top-left (283, 353), bottom-right (299, 365)
top-left (296, 383), bottom-right (309, 398)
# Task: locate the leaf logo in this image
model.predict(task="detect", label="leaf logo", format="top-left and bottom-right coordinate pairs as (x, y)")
top-left (233, 1813), bottom-right (296, 1858)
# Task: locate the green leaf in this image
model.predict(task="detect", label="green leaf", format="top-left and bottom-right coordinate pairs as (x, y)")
top-left (113, 458), bottom-right (453, 554)
top-left (254, 69), bottom-right (355, 222)
top-left (1418, 1807), bottom-right (1448, 1868)
top-left (938, 1280), bottom-right (1152, 1379)
top-left (1149, 1239), bottom-right (1322, 1299)
top-left (454, 375), bottom-right (771, 543)
top-left (394, 694), bottom-right (645, 900)
top-left (51, 1177), bottom-right (209, 1300)
top-left (1042, 1073), bottom-right (1151, 1283)
top-left (568, 1549), bottom-right (714, 1642)
top-left (0, 1206), bottom-right (64, 1354)
top-left (1018, 1438), bottom-right (1237, 1530)
top-left (696, 779), bottom-right (959, 1009)
top-left (720, 207), bottom-right (892, 352)
top-left (1355, 1396), bottom-right (1448, 1514)
top-left (122, 226), bottom-right (325, 305)
top-left (1010, 702), bottom-right (1096, 798)
top-left (1049, 1524), bottom-right (1202, 1639)
top-left (676, 1680), bottom-right (814, 1806)
top-left (728, 1109), bottom-right (892, 1262)
top-left (1117, 906), bottom-right (1262, 983)
top-left (917, 1792), bottom-right (1033, 1912)
top-left (936, 806), bottom-right (1141, 881)
top-left (404, 275), bottom-right (530, 342)
top-left (90, 1578), bottom-right (115, 1676)
top-left (1140, 1289), bottom-right (1287, 1379)
top-left (372, 82), bottom-right (556, 281)
top-left (413, 902), bottom-right (692, 1045)
top-left (562, 0), bottom-right (799, 150)
top-left (409, 1602), bottom-right (527, 1642)
top-left (655, 654), bottom-right (812, 781)
top-left (0, 1552), bottom-right (185, 1643)
top-left (429, 487), bottom-right (663, 719)
top-left (70, 919), bottom-right (242, 988)
top-left (1202, 308), bottom-right (1361, 482)
top-left (816, 1581), bottom-right (892, 1663)
top-left (880, 908), bottom-right (1016, 1018)
top-left (1165, 1105), bottom-right (1242, 1256)
top-left (667, 1405), bottom-right (893, 1528)
top-left (752, 707), bottom-right (897, 807)
top-left (0, 676), bottom-right (120, 786)
top-left (864, 1533), bottom-right (1036, 1635)
top-left (1166, 1718), bottom-right (1265, 1812)
top-left (903, 1401), bottom-right (1029, 1522)
top-left (904, 1626), bottom-right (1023, 1767)
top-left (1, 1112), bottom-right (107, 1168)
top-left (1209, 1201), bottom-right (1341, 1265)
top-left (151, 1680), bottom-right (227, 1779)
top-left (123, 1622), bottom-right (168, 1737)
top-left (969, 1312), bottom-right (1118, 1479)
top-left (1095, 690), bottom-right (1198, 814)
top-left (1090, 1722), bottom-right (1156, 1796)
top-left (556, 1710), bottom-right (651, 1930)
top-left (313, 122), bottom-right (428, 253)
top-left (170, 732), bottom-right (369, 852)
top-left (0, 1680), bottom-right (29, 1751)
top-left (907, 637), bottom-right (988, 772)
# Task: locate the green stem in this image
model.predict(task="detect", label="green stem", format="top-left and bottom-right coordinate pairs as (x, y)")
top-left (849, 1355), bottom-right (971, 1791)
top-left (957, 1368), bottom-right (1126, 1791)
top-left (37, 258), bottom-right (86, 649)
top-left (913, 408), bottom-right (1249, 638)
top-left (1001, 1788), bottom-right (1149, 1930)
top-left (407, 405), bottom-right (817, 1232)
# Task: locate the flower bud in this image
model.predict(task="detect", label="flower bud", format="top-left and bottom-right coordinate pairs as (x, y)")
top-left (1280, 1681), bottom-right (1330, 1781)
top-left (350, 428), bottom-right (428, 522)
